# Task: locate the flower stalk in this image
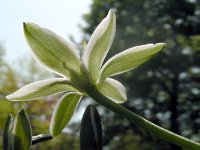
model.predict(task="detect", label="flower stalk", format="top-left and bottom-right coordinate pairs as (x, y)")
top-left (32, 134), bottom-right (53, 145)
top-left (85, 85), bottom-right (200, 150)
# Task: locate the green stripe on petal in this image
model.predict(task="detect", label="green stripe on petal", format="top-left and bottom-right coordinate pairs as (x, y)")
top-left (101, 43), bottom-right (165, 80)
top-left (50, 92), bottom-right (82, 137)
top-left (6, 78), bottom-right (78, 101)
top-left (82, 9), bottom-right (116, 83)
top-left (23, 22), bottom-right (81, 79)
top-left (98, 78), bottom-right (127, 103)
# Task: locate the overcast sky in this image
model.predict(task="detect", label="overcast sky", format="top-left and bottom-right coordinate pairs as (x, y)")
top-left (0, 0), bottom-right (91, 62)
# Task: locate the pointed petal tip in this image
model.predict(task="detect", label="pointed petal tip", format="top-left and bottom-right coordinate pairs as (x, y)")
top-left (23, 22), bottom-right (31, 29)
top-left (108, 9), bottom-right (116, 21)
top-left (155, 43), bottom-right (166, 50)
top-left (6, 95), bottom-right (12, 101)
top-left (23, 22), bottom-right (33, 26)
top-left (23, 22), bottom-right (28, 32)
top-left (108, 9), bottom-right (115, 15)
top-left (23, 22), bottom-right (32, 34)
top-left (6, 94), bottom-right (19, 101)
top-left (23, 22), bottom-right (37, 31)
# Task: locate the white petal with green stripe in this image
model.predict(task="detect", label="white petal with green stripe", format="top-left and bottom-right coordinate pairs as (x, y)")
top-left (6, 78), bottom-right (78, 101)
top-left (101, 43), bottom-right (165, 80)
top-left (82, 9), bottom-right (116, 83)
top-left (23, 22), bottom-right (81, 79)
top-left (50, 92), bottom-right (82, 137)
top-left (98, 78), bottom-right (127, 103)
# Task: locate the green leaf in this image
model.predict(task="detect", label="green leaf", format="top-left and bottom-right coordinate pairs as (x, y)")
top-left (98, 78), bottom-right (127, 103)
top-left (23, 22), bottom-right (81, 79)
top-left (6, 78), bottom-right (78, 101)
top-left (50, 92), bottom-right (82, 137)
top-left (3, 114), bottom-right (14, 150)
top-left (12, 109), bottom-right (32, 150)
top-left (101, 43), bottom-right (165, 80)
top-left (80, 105), bottom-right (102, 150)
top-left (82, 9), bottom-right (116, 83)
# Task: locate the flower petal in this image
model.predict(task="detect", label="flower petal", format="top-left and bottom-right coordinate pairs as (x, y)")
top-left (98, 78), bottom-right (127, 103)
top-left (6, 78), bottom-right (78, 101)
top-left (50, 92), bottom-right (82, 137)
top-left (101, 43), bottom-right (165, 80)
top-left (82, 9), bottom-right (116, 83)
top-left (23, 22), bottom-right (81, 79)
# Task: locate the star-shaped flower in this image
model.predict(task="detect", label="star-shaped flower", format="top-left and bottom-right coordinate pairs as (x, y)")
top-left (6, 9), bottom-right (165, 137)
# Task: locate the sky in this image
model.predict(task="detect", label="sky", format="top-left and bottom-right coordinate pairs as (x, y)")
top-left (0, 0), bottom-right (93, 123)
top-left (0, 0), bottom-right (92, 62)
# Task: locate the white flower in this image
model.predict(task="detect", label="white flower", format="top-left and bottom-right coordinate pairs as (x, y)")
top-left (6, 9), bottom-right (165, 137)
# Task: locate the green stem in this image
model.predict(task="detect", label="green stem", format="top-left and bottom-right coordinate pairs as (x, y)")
top-left (86, 86), bottom-right (200, 150)
top-left (32, 134), bottom-right (52, 145)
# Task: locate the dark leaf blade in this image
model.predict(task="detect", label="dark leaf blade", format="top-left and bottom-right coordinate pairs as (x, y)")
top-left (80, 105), bottom-right (102, 150)
top-left (12, 109), bottom-right (32, 150)
top-left (3, 114), bottom-right (14, 150)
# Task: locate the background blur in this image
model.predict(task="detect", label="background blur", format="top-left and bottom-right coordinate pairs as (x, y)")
top-left (0, 0), bottom-right (200, 150)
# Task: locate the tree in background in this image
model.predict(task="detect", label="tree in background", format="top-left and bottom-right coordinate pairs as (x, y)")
top-left (82, 0), bottom-right (200, 149)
